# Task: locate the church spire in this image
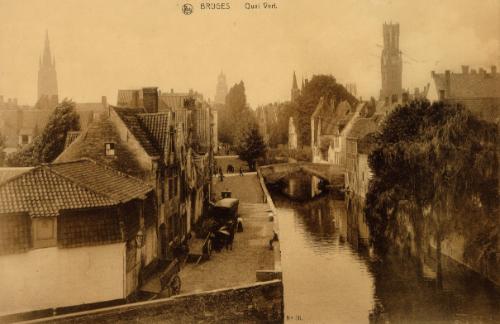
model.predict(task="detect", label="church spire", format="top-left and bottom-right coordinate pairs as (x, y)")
top-left (292, 71), bottom-right (298, 90)
top-left (42, 30), bottom-right (52, 67)
top-left (37, 30), bottom-right (58, 101)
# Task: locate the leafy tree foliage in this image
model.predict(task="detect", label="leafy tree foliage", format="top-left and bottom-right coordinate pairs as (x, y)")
top-left (218, 81), bottom-right (256, 146)
top-left (236, 123), bottom-right (267, 171)
top-left (294, 75), bottom-right (358, 145)
top-left (6, 100), bottom-right (80, 166)
top-left (365, 100), bottom-right (498, 263)
top-left (268, 102), bottom-right (296, 147)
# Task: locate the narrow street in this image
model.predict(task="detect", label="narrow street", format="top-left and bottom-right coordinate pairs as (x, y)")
top-left (179, 173), bottom-right (275, 294)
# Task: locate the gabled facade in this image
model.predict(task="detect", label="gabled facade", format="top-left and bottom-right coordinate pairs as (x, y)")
top-left (57, 88), bottom-right (210, 269)
top-left (311, 98), bottom-right (355, 163)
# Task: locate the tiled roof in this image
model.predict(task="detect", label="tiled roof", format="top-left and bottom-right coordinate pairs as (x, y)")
top-left (314, 99), bottom-right (355, 135)
top-left (50, 159), bottom-right (153, 203)
top-left (347, 117), bottom-right (380, 140)
top-left (138, 112), bottom-right (170, 153)
top-left (0, 166), bottom-right (114, 217)
top-left (112, 106), bottom-right (161, 157)
top-left (64, 131), bottom-right (81, 148)
top-left (117, 89), bottom-right (142, 107)
top-left (56, 114), bottom-right (148, 178)
top-left (0, 167), bottom-right (33, 184)
top-left (0, 159), bottom-right (153, 218)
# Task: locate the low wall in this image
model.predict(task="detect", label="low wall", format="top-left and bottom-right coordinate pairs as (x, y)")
top-left (257, 168), bottom-right (282, 272)
top-left (24, 280), bottom-right (284, 324)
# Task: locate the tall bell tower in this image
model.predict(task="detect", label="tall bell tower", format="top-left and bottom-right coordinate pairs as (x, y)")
top-left (380, 23), bottom-right (402, 102)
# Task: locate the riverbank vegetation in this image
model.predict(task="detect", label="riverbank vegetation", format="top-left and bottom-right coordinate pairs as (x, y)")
top-left (365, 100), bottom-right (498, 278)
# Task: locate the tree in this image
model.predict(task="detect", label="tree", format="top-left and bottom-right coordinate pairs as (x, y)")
top-left (236, 123), bottom-right (267, 171)
top-left (294, 75), bottom-right (358, 145)
top-left (365, 100), bottom-right (498, 280)
top-left (218, 81), bottom-right (256, 146)
top-left (6, 100), bottom-right (80, 166)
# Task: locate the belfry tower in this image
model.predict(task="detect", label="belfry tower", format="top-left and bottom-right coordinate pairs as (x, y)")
top-left (38, 31), bottom-right (58, 101)
top-left (380, 23), bottom-right (402, 102)
top-left (214, 71), bottom-right (228, 105)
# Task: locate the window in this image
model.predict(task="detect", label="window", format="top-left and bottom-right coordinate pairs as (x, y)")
top-left (33, 217), bottom-right (57, 248)
top-left (20, 135), bottom-right (29, 145)
top-left (105, 143), bottom-right (115, 156)
top-left (439, 90), bottom-right (445, 100)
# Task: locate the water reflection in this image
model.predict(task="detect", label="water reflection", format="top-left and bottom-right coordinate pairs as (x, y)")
top-left (272, 173), bottom-right (500, 324)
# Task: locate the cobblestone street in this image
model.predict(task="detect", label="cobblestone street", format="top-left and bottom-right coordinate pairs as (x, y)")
top-left (179, 173), bottom-right (275, 294)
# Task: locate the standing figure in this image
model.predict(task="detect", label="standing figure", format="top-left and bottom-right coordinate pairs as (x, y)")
top-left (239, 167), bottom-right (244, 176)
top-left (219, 168), bottom-right (224, 182)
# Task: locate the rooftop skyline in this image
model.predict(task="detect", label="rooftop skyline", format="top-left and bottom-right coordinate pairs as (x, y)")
top-left (0, 0), bottom-right (498, 107)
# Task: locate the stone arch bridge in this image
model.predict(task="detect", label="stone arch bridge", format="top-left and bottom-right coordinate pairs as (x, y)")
top-left (259, 162), bottom-right (345, 188)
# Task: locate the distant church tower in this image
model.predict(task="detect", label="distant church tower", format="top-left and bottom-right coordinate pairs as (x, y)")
top-left (214, 71), bottom-right (228, 105)
top-left (380, 23), bottom-right (402, 102)
top-left (291, 71), bottom-right (300, 102)
top-left (38, 31), bottom-right (58, 101)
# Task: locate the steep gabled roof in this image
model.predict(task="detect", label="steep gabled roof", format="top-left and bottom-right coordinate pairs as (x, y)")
top-left (347, 117), bottom-right (380, 140)
top-left (112, 106), bottom-right (161, 157)
top-left (137, 112), bottom-right (170, 153)
top-left (55, 114), bottom-right (147, 178)
top-left (0, 159), bottom-right (153, 218)
top-left (64, 131), bottom-right (80, 148)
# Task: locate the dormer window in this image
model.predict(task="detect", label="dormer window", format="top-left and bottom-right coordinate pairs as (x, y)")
top-left (105, 142), bottom-right (115, 156)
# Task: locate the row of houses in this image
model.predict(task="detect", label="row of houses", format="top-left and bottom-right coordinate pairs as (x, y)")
top-left (308, 64), bottom-right (499, 247)
top-left (0, 87), bottom-right (214, 317)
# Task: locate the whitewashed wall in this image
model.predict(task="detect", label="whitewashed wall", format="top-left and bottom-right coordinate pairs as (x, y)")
top-left (0, 243), bottom-right (125, 316)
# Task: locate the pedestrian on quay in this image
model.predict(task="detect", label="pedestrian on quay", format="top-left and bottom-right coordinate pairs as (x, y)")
top-left (219, 168), bottom-right (224, 182)
top-left (239, 167), bottom-right (244, 176)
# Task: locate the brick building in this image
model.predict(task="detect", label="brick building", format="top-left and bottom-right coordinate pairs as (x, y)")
top-left (431, 65), bottom-right (499, 123)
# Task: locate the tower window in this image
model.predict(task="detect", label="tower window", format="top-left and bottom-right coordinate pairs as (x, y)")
top-left (105, 143), bottom-right (115, 156)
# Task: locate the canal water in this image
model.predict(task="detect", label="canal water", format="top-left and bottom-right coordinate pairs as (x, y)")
top-left (270, 173), bottom-right (500, 324)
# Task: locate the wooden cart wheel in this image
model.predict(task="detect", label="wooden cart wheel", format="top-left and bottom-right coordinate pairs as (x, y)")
top-left (170, 275), bottom-right (181, 295)
top-left (207, 239), bottom-right (212, 258)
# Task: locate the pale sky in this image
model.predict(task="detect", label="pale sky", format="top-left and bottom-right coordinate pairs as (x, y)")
top-left (0, 0), bottom-right (498, 107)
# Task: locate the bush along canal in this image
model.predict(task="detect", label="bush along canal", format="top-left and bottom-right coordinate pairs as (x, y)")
top-left (266, 171), bottom-right (500, 324)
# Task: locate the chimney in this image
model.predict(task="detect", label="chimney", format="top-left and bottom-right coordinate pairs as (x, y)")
top-left (13, 98), bottom-right (18, 106)
top-left (170, 88), bottom-right (174, 94)
top-left (471, 69), bottom-right (477, 74)
top-left (142, 87), bottom-right (159, 113)
top-left (445, 70), bottom-right (451, 96)
top-left (461, 65), bottom-right (469, 74)
top-left (491, 65), bottom-right (497, 75)
top-left (101, 96), bottom-right (108, 108)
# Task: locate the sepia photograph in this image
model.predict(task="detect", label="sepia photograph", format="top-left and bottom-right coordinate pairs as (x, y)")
top-left (0, 0), bottom-right (499, 323)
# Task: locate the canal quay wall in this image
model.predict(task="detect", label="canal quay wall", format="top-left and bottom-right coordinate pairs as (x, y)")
top-left (374, 201), bottom-right (500, 287)
top-left (22, 280), bottom-right (283, 324)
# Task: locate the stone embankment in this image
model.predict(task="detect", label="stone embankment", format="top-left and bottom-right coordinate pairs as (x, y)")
top-left (23, 280), bottom-right (283, 324)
